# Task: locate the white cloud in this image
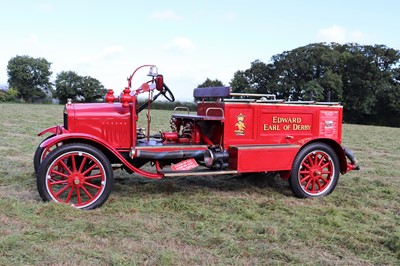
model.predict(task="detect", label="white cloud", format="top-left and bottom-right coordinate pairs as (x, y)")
top-left (316, 25), bottom-right (366, 43)
top-left (165, 37), bottom-right (195, 54)
top-left (150, 10), bottom-right (181, 21)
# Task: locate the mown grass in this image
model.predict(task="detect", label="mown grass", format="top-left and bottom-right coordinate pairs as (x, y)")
top-left (0, 103), bottom-right (399, 265)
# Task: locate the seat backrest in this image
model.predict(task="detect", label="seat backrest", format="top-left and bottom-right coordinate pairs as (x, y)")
top-left (193, 86), bottom-right (231, 98)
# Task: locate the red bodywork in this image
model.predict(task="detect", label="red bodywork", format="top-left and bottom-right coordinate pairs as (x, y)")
top-left (39, 92), bottom-right (356, 177)
top-left (35, 65), bottom-right (359, 208)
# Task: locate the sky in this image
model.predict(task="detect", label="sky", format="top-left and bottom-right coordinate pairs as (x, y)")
top-left (1, 0), bottom-right (399, 101)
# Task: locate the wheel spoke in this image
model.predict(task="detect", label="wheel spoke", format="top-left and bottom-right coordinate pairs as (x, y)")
top-left (84, 182), bottom-right (101, 190)
top-left (315, 179), bottom-right (322, 190)
top-left (81, 185), bottom-right (94, 199)
top-left (84, 174), bottom-right (102, 180)
top-left (54, 184), bottom-right (70, 197)
top-left (78, 157), bottom-right (88, 172)
top-left (304, 178), bottom-right (312, 191)
top-left (300, 174), bottom-right (310, 183)
top-left (59, 159), bottom-right (72, 175)
top-left (51, 170), bottom-right (69, 179)
top-left (71, 155), bottom-right (77, 172)
top-left (317, 156), bottom-right (325, 166)
top-left (306, 156), bottom-right (313, 165)
top-left (311, 179), bottom-right (316, 192)
top-left (320, 160), bottom-right (330, 168)
top-left (82, 163), bottom-right (97, 176)
top-left (318, 176), bottom-right (329, 184)
top-left (313, 154), bottom-right (318, 165)
top-left (76, 187), bottom-right (82, 204)
top-left (302, 161), bottom-right (312, 170)
top-left (49, 179), bottom-right (68, 185)
top-left (65, 187), bottom-right (74, 203)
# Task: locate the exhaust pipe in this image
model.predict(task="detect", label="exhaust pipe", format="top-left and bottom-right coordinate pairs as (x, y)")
top-left (134, 149), bottom-right (204, 160)
top-left (343, 147), bottom-right (360, 170)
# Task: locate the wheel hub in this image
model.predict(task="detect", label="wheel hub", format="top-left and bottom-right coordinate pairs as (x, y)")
top-left (69, 172), bottom-right (84, 187)
top-left (313, 169), bottom-right (322, 176)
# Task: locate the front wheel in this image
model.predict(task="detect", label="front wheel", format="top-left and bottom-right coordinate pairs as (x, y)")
top-left (289, 142), bottom-right (339, 198)
top-left (37, 143), bottom-right (114, 209)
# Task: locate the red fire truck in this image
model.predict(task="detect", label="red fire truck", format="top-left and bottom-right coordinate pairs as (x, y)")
top-left (34, 65), bottom-right (359, 209)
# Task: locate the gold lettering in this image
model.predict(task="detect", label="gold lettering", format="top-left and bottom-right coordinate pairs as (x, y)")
top-left (272, 116), bottom-right (302, 124)
top-left (293, 124), bottom-right (311, 131)
top-left (263, 124), bottom-right (280, 131)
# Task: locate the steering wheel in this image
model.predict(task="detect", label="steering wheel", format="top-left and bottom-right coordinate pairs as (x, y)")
top-left (161, 83), bottom-right (175, 102)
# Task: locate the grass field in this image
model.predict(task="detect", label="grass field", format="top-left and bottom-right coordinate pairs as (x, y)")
top-left (0, 103), bottom-right (399, 265)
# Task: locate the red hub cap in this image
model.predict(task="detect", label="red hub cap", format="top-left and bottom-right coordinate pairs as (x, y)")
top-left (298, 151), bottom-right (334, 196)
top-left (45, 151), bottom-right (106, 208)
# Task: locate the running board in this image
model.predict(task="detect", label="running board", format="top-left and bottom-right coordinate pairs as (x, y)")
top-left (161, 169), bottom-right (238, 177)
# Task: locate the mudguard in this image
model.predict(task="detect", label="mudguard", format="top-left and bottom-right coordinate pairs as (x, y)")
top-left (39, 132), bottom-right (162, 179)
top-left (37, 125), bottom-right (67, 137)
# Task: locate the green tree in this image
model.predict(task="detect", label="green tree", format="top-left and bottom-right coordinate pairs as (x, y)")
top-left (55, 71), bottom-right (106, 104)
top-left (54, 71), bottom-right (82, 104)
top-left (339, 44), bottom-right (400, 124)
top-left (270, 43), bottom-right (343, 100)
top-left (7, 55), bottom-right (52, 102)
top-left (230, 43), bottom-right (400, 126)
top-left (230, 70), bottom-right (249, 93)
top-left (197, 78), bottom-right (224, 88)
top-left (80, 76), bottom-right (107, 102)
top-left (230, 60), bottom-right (275, 94)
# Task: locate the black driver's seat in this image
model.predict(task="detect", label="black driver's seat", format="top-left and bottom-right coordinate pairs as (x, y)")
top-left (193, 86), bottom-right (231, 99)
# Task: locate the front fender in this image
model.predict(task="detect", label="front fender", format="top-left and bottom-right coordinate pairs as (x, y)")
top-left (37, 125), bottom-right (68, 137)
top-left (40, 133), bottom-right (117, 151)
top-left (40, 133), bottom-right (162, 179)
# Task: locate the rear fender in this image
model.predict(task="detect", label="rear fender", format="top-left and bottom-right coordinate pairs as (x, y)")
top-left (40, 133), bottom-right (162, 179)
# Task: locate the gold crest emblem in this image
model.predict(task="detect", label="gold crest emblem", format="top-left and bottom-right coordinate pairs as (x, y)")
top-left (235, 113), bottom-right (246, 135)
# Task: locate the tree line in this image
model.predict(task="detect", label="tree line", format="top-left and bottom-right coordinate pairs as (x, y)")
top-left (3, 55), bottom-right (106, 104)
top-left (2, 43), bottom-right (400, 126)
top-left (228, 43), bottom-right (400, 127)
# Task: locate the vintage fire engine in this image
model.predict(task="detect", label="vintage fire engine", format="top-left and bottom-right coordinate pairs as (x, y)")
top-left (34, 65), bottom-right (359, 209)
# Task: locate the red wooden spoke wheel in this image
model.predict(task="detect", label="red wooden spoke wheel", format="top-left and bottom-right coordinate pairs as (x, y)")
top-left (37, 143), bottom-right (114, 209)
top-left (289, 143), bottom-right (339, 198)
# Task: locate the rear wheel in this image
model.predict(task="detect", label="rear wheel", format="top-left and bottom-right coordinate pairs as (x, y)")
top-left (37, 143), bottom-right (114, 209)
top-left (289, 142), bottom-right (339, 198)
